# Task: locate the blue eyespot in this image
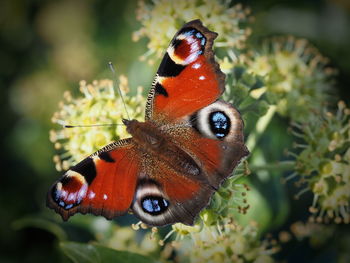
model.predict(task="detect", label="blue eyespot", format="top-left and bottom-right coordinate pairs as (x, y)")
top-left (141, 196), bottom-right (169, 215)
top-left (209, 111), bottom-right (231, 139)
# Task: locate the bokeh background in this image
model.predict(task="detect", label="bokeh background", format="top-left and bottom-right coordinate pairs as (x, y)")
top-left (1, 0), bottom-right (349, 262)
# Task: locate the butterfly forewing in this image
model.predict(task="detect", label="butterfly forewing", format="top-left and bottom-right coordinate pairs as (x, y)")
top-left (145, 19), bottom-right (225, 123)
top-left (47, 139), bottom-right (139, 220)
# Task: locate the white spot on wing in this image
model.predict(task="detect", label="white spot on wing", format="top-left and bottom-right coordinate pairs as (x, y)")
top-left (192, 63), bottom-right (201, 69)
top-left (89, 191), bottom-right (96, 199)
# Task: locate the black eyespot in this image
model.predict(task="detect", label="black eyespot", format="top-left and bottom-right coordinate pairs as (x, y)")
top-left (209, 111), bottom-right (231, 139)
top-left (141, 196), bottom-right (169, 215)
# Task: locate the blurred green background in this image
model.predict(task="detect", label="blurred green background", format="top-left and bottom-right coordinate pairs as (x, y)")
top-left (1, 0), bottom-right (349, 262)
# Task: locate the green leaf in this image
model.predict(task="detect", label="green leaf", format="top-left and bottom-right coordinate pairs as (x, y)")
top-left (12, 216), bottom-right (67, 240)
top-left (60, 242), bottom-right (157, 263)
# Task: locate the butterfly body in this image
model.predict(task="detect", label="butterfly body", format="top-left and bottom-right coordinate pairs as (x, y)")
top-left (123, 119), bottom-right (201, 177)
top-left (47, 20), bottom-right (249, 226)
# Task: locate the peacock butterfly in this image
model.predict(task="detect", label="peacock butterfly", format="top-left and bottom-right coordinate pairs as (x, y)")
top-left (47, 20), bottom-right (249, 226)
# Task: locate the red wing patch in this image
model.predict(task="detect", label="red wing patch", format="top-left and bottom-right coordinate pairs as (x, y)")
top-left (154, 56), bottom-right (222, 119)
top-left (47, 139), bottom-right (139, 220)
top-left (183, 129), bottom-right (248, 189)
top-left (189, 135), bottom-right (221, 174)
top-left (160, 169), bottom-right (202, 201)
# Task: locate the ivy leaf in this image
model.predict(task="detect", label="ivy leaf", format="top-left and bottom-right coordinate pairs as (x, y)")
top-left (60, 242), bottom-right (157, 263)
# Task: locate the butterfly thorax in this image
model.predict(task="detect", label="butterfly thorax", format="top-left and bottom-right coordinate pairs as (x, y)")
top-left (123, 119), bottom-right (201, 177)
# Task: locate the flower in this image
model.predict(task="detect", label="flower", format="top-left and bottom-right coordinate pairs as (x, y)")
top-left (144, 163), bottom-right (258, 262)
top-left (176, 220), bottom-right (279, 263)
top-left (106, 225), bottom-right (160, 256)
top-left (223, 63), bottom-right (269, 117)
top-left (290, 221), bottom-right (335, 248)
top-left (243, 36), bottom-right (337, 122)
top-left (199, 161), bottom-right (251, 226)
top-left (133, 0), bottom-right (251, 64)
top-left (131, 219), bottom-right (279, 263)
top-left (50, 77), bottom-right (145, 171)
top-left (289, 101), bottom-right (350, 224)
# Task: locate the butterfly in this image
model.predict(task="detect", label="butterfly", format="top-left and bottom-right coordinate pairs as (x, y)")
top-left (47, 19), bottom-right (249, 227)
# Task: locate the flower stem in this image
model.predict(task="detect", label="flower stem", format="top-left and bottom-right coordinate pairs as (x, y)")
top-left (246, 105), bottom-right (277, 152)
top-left (249, 160), bottom-right (295, 173)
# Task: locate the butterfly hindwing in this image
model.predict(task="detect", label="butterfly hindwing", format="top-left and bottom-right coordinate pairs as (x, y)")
top-left (131, 154), bottom-right (214, 226)
top-left (164, 100), bottom-right (249, 188)
top-left (146, 19), bottom-right (225, 123)
top-left (47, 139), bottom-right (139, 220)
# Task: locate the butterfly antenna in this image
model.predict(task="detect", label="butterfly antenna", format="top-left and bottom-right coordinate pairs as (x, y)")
top-left (108, 62), bottom-right (131, 120)
top-left (56, 120), bottom-right (124, 129)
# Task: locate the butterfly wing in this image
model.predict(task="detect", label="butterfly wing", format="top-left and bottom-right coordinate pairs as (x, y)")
top-left (157, 100), bottom-right (249, 190)
top-left (184, 100), bottom-right (249, 188)
top-left (131, 154), bottom-right (214, 226)
top-left (145, 19), bottom-right (225, 123)
top-left (47, 139), bottom-right (140, 220)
